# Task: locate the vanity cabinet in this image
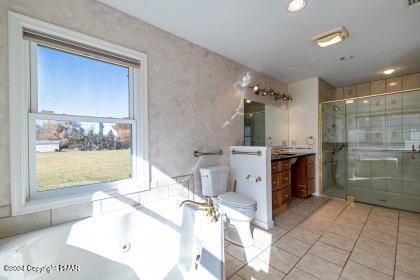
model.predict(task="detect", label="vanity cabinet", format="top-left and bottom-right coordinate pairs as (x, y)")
top-left (271, 159), bottom-right (291, 215)
top-left (292, 154), bottom-right (316, 198)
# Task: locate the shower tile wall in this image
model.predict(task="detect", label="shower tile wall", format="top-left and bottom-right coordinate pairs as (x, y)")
top-left (322, 89), bottom-right (420, 213)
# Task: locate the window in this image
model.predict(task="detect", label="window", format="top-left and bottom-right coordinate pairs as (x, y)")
top-left (9, 12), bottom-right (148, 215)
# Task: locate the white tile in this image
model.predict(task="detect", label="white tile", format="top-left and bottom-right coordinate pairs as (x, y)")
top-left (0, 205), bottom-right (10, 218)
top-left (226, 244), bottom-right (263, 263)
top-left (309, 241), bottom-right (350, 267)
top-left (258, 247), bottom-right (299, 274)
top-left (225, 253), bottom-right (244, 279)
top-left (237, 258), bottom-right (285, 280)
top-left (296, 254), bottom-right (342, 280)
top-left (341, 261), bottom-right (392, 280)
top-left (274, 236), bottom-right (311, 258)
top-left (350, 247), bottom-right (395, 277)
top-left (51, 200), bottom-right (101, 225)
top-left (140, 186), bottom-right (169, 204)
top-left (101, 193), bottom-right (140, 213)
top-left (284, 268), bottom-right (319, 280)
top-left (0, 210), bottom-right (50, 239)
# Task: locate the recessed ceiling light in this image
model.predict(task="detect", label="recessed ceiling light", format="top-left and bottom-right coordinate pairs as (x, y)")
top-left (313, 26), bottom-right (349, 48)
top-left (340, 55), bottom-right (354, 61)
top-left (287, 0), bottom-right (307, 12)
top-left (383, 68), bottom-right (396, 75)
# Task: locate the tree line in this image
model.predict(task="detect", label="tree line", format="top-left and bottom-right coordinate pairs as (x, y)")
top-left (36, 121), bottom-right (131, 151)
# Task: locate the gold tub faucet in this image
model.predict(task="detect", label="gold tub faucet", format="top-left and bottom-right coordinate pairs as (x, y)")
top-left (180, 197), bottom-right (219, 223)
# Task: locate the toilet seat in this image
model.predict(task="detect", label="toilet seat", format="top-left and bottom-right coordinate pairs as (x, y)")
top-left (218, 192), bottom-right (256, 209)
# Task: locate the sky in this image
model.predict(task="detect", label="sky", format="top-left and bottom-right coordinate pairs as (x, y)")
top-left (37, 45), bottom-right (130, 119)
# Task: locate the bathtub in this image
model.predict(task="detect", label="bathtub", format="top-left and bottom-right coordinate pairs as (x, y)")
top-left (0, 197), bottom-right (225, 280)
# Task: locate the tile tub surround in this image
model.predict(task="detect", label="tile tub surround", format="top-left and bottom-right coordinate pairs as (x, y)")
top-left (0, 0), bottom-right (287, 232)
top-left (226, 197), bottom-right (420, 280)
top-left (0, 177), bottom-right (193, 240)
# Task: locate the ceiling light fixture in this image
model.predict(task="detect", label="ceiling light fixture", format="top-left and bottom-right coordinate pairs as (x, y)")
top-left (287, 0), bottom-right (308, 12)
top-left (313, 26), bottom-right (349, 48)
top-left (383, 68), bottom-right (396, 75)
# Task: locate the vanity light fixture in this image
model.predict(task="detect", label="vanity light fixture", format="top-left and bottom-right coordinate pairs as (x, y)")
top-left (287, 0), bottom-right (308, 12)
top-left (383, 68), bottom-right (396, 75)
top-left (248, 84), bottom-right (292, 102)
top-left (313, 26), bottom-right (349, 48)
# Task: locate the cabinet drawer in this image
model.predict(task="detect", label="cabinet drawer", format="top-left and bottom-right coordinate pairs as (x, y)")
top-left (271, 162), bottom-right (280, 173)
top-left (307, 179), bottom-right (315, 195)
top-left (272, 161), bottom-right (290, 172)
top-left (306, 163), bottom-right (315, 179)
top-left (306, 155), bottom-right (315, 164)
top-left (295, 185), bottom-right (307, 198)
top-left (279, 186), bottom-right (291, 205)
top-left (279, 170), bottom-right (291, 188)
top-left (272, 190), bottom-right (280, 209)
top-left (272, 173), bottom-right (280, 191)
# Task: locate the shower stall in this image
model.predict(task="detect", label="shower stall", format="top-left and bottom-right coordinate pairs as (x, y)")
top-left (321, 89), bottom-right (420, 213)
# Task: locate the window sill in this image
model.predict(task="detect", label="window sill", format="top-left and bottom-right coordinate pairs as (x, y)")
top-left (13, 183), bottom-right (148, 216)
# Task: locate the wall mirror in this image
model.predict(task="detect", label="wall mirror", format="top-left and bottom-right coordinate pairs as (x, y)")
top-left (244, 100), bottom-right (289, 146)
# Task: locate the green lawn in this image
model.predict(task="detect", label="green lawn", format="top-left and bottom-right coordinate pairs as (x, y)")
top-left (36, 149), bottom-right (131, 190)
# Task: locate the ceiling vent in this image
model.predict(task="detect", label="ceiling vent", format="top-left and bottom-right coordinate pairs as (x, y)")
top-left (408, 0), bottom-right (420, 6)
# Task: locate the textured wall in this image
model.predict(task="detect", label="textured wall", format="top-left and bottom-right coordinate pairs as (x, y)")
top-left (0, 0), bottom-right (287, 207)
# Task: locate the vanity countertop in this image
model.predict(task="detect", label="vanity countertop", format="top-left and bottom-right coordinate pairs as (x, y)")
top-left (271, 152), bottom-right (315, 162)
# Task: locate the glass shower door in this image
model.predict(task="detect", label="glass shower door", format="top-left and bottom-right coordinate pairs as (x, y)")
top-left (321, 101), bottom-right (347, 199)
top-left (322, 89), bottom-right (420, 213)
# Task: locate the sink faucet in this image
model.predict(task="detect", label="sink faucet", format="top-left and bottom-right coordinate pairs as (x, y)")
top-left (180, 197), bottom-right (219, 223)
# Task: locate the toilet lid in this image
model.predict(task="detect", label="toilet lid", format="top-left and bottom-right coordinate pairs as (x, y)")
top-left (218, 192), bottom-right (257, 208)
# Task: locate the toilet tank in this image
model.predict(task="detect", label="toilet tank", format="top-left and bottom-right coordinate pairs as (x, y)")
top-left (199, 166), bottom-right (229, 197)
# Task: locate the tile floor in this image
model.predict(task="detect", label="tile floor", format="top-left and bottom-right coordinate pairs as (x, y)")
top-left (225, 196), bottom-right (420, 280)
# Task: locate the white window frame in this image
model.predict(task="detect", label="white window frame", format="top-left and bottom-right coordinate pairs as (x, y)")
top-left (9, 12), bottom-right (149, 216)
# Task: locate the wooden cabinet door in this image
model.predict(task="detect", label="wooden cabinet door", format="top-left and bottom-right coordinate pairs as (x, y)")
top-left (272, 173), bottom-right (280, 191)
top-left (279, 170), bottom-right (291, 188)
top-left (307, 179), bottom-right (315, 195)
top-left (306, 163), bottom-right (315, 179)
top-left (279, 160), bottom-right (291, 171)
top-left (272, 190), bottom-right (280, 209)
top-left (271, 161), bottom-right (280, 173)
top-left (279, 186), bottom-right (291, 205)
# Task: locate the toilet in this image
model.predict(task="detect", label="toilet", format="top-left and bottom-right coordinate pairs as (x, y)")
top-left (200, 166), bottom-right (257, 248)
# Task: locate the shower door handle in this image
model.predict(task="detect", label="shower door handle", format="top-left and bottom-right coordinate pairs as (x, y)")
top-left (412, 145), bottom-right (417, 160)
